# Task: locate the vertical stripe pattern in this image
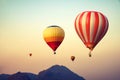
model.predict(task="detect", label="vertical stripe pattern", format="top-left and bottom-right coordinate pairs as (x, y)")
top-left (74, 11), bottom-right (109, 50)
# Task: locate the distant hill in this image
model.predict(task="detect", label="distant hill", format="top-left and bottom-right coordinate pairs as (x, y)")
top-left (7, 72), bottom-right (37, 80)
top-left (0, 74), bottom-right (10, 80)
top-left (0, 65), bottom-right (85, 80)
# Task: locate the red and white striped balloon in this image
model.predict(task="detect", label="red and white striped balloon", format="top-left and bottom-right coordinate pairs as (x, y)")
top-left (74, 11), bottom-right (109, 57)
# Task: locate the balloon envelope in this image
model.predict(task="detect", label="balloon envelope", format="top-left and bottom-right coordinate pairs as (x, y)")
top-left (71, 56), bottom-right (75, 61)
top-left (74, 11), bottom-right (109, 51)
top-left (29, 53), bottom-right (32, 56)
top-left (43, 25), bottom-right (65, 54)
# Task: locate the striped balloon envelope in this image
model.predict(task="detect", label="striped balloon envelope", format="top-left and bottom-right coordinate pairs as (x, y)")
top-left (43, 25), bottom-right (65, 54)
top-left (74, 11), bottom-right (109, 57)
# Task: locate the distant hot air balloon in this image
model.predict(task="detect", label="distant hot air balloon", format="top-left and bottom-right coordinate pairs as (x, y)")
top-left (74, 11), bottom-right (109, 57)
top-left (29, 53), bottom-right (32, 57)
top-left (71, 56), bottom-right (75, 61)
top-left (43, 25), bottom-right (65, 54)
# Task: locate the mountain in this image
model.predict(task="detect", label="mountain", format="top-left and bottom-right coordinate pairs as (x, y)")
top-left (37, 65), bottom-right (85, 80)
top-left (7, 72), bottom-right (37, 80)
top-left (0, 74), bottom-right (10, 80)
top-left (0, 65), bottom-right (85, 80)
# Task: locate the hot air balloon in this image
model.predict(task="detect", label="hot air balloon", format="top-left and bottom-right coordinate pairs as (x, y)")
top-left (71, 56), bottom-right (75, 61)
top-left (43, 25), bottom-right (65, 54)
top-left (74, 11), bottom-right (109, 57)
top-left (29, 53), bottom-right (32, 57)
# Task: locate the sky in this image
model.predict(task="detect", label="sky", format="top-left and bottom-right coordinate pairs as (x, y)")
top-left (0, 0), bottom-right (120, 80)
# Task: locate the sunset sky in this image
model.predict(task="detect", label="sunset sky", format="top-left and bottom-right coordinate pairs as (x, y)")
top-left (0, 0), bottom-right (120, 80)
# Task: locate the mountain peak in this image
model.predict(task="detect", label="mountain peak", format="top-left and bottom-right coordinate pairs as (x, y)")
top-left (37, 65), bottom-right (85, 80)
top-left (49, 64), bottom-right (61, 69)
top-left (48, 65), bottom-right (70, 72)
top-left (49, 64), bottom-right (68, 69)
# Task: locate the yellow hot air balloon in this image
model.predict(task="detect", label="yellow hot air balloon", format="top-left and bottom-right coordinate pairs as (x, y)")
top-left (43, 25), bottom-right (65, 54)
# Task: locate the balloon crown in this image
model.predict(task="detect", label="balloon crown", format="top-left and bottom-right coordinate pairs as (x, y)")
top-left (47, 25), bottom-right (60, 28)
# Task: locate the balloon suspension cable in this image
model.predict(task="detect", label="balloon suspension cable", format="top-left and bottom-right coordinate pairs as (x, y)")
top-left (89, 50), bottom-right (92, 57)
top-left (54, 51), bottom-right (56, 54)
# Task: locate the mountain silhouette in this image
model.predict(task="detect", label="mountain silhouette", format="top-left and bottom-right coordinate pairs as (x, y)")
top-left (0, 74), bottom-right (10, 80)
top-left (37, 65), bottom-right (85, 80)
top-left (0, 65), bottom-right (85, 80)
top-left (7, 72), bottom-right (37, 80)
